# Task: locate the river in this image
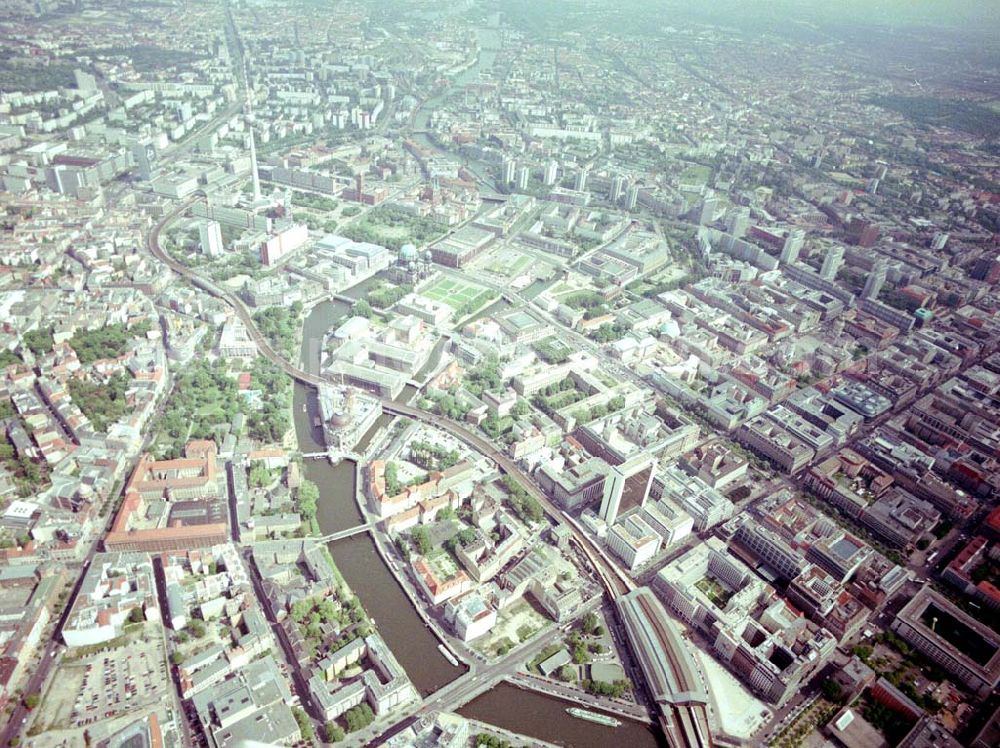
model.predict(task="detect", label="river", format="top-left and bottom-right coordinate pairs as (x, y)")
top-left (290, 28), bottom-right (662, 741)
top-left (411, 27), bottom-right (504, 197)
top-left (293, 291), bottom-right (662, 742)
top-left (293, 294), bottom-right (463, 695)
top-left (459, 682), bottom-right (667, 748)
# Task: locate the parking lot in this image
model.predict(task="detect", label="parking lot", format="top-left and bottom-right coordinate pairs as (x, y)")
top-left (34, 640), bottom-right (168, 732)
top-left (76, 646), bottom-right (168, 724)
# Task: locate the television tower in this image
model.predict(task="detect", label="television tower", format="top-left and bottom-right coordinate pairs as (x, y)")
top-left (243, 61), bottom-right (262, 204)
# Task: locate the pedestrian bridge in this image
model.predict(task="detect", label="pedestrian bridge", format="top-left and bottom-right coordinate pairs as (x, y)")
top-left (317, 521), bottom-right (377, 543)
top-left (300, 450), bottom-right (361, 463)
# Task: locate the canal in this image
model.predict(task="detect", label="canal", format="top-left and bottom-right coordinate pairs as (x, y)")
top-left (459, 682), bottom-right (666, 748)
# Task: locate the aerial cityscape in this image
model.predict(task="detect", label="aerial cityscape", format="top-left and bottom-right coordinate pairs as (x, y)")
top-left (0, 0), bottom-right (998, 746)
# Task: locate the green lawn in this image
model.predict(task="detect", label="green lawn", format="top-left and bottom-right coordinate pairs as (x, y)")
top-left (425, 549), bottom-right (460, 579)
top-left (483, 251), bottom-right (533, 276)
top-left (679, 163), bottom-right (712, 186)
top-left (534, 336), bottom-right (573, 364)
top-left (547, 281), bottom-right (577, 300)
top-left (373, 225), bottom-right (410, 239)
top-left (195, 404), bottom-right (227, 418)
top-left (422, 277), bottom-right (495, 312)
top-left (695, 576), bottom-right (734, 608)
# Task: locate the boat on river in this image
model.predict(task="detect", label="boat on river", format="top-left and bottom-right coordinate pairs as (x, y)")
top-left (438, 643), bottom-right (459, 666)
top-left (566, 707), bottom-right (621, 727)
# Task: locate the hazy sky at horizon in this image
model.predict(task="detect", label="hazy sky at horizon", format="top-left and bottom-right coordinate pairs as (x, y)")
top-left (623, 0), bottom-right (1000, 33)
top-left (772, 0), bottom-right (997, 25)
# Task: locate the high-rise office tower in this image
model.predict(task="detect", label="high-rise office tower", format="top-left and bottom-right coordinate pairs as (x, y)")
top-left (516, 165), bottom-right (529, 191)
top-left (726, 207), bottom-right (750, 238)
top-left (627, 184), bottom-right (639, 211)
top-left (45, 165), bottom-right (85, 197)
top-left (73, 68), bottom-right (97, 91)
top-left (599, 454), bottom-right (657, 526)
top-left (502, 159), bottom-right (515, 185)
top-left (820, 245), bottom-right (845, 281)
top-left (781, 229), bottom-right (804, 265)
top-left (131, 140), bottom-right (157, 181)
top-left (697, 229), bottom-right (713, 258)
top-left (846, 218), bottom-right (879, 247)
top-left (931, 232), bottom-right (949, 251)
top-left (698, 193), bottom-right (718, 226)
top-left (199, 221), bottom-right (224, 258)
top-left (862, 259), bottom-right (888, 300)
top-left (544, 159), bottom-right (558, 186)
top-left (970, 254), bottom-right (1000, 283)
top-left (575, 168), bottom-right (589, 192)
top-left (609, 175), bottom-right (626, 203)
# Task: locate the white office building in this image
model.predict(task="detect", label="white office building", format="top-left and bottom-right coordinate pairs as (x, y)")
top-left (820, 245), bottom-right (844, 281)
top-left (781, 229), bottom-right (804, 265)
top-left (199, 220), bottom-right (224, 257)
top-left (607, 514), bottom-right (662, 571)
top-left (544, 159), bottom-right (558, 186)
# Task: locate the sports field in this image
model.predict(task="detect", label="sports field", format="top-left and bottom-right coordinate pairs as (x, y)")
top-left (422, 276), bottom-right (495, 311)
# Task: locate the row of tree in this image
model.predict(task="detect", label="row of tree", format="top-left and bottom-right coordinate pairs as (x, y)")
top-left (298, 479), bottom-right (320, 535)
top-left (407, 440), bottom-right (461, 472)
top-left (502, 476), bottom-right (544, 523)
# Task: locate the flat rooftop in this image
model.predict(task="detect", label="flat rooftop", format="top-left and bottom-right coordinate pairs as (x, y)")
top-left (895, 588), bottom-right (1000, 686)
top-left (920, 602), bottom-right (997, 664)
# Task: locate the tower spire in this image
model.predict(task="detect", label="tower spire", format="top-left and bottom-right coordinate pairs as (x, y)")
top-left (248, 120), bottom-right (262, 203)
top-left (243, 60), bottom-right (262, 203)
